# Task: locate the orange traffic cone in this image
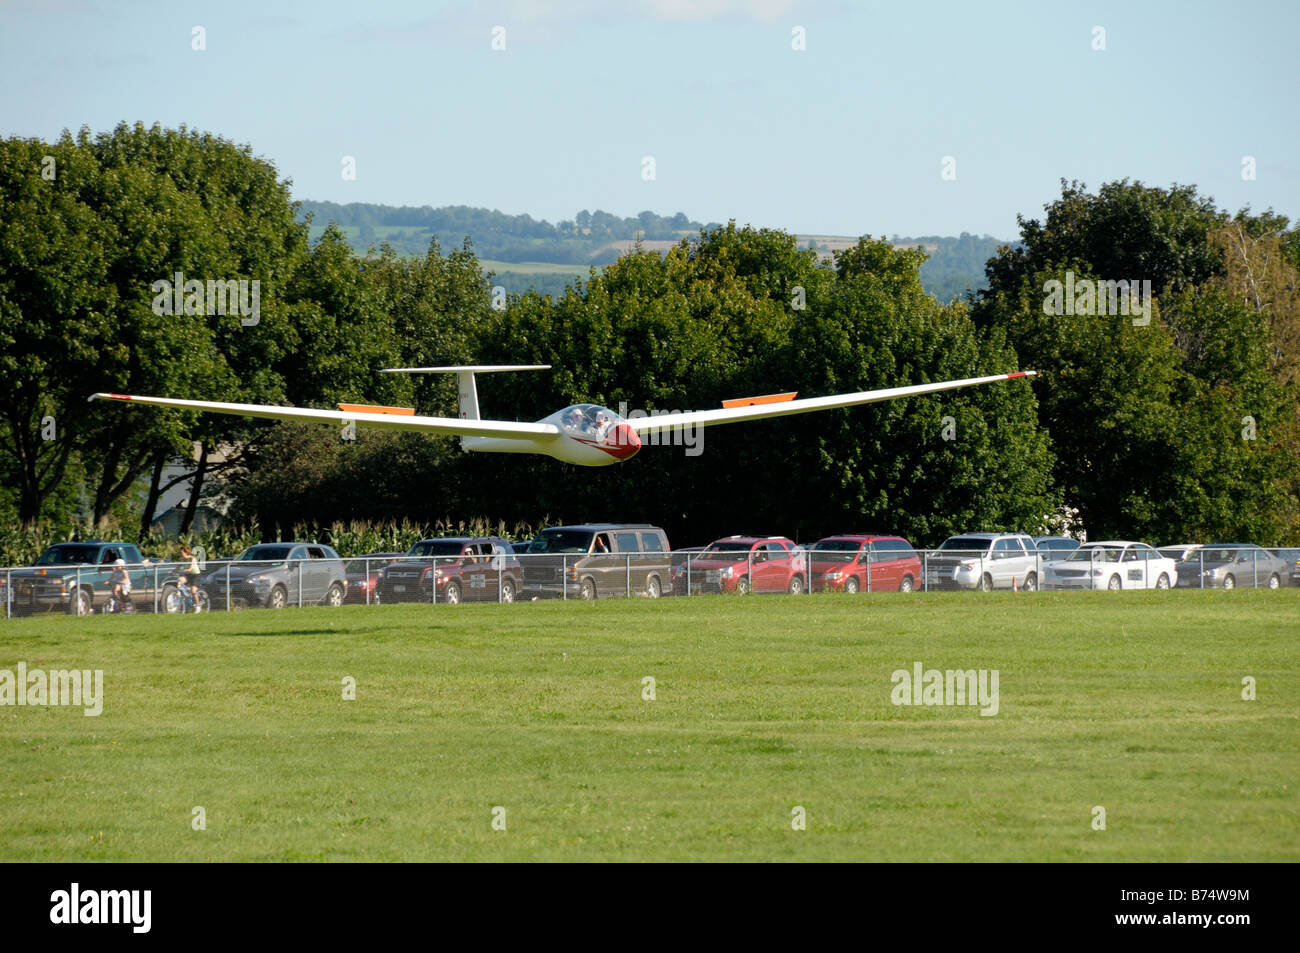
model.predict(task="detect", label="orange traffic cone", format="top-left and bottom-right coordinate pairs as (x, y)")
top-left (1012, 576), bottom-right (1018, 592)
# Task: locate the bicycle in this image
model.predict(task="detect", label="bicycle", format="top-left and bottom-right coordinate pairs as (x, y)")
top-left (164, 585), bottom-right (210, 614)
top-left (103, 591), bottom-right (136, 615)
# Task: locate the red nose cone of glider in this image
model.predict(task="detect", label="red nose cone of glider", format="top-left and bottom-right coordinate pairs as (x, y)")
top-left (603, 423), bottom-right (641, 459)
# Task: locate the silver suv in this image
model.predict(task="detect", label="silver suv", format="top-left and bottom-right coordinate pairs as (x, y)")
top-left (926, 533), bottom-right (1042, 591)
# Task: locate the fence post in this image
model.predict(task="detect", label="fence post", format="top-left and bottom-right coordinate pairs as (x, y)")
top-left (498, 556), bottom-right (503, 604)
top-left (297, 560), bottom-right (303, 608)
top-left (626, 553), bottom-right (631, 598)
top-left (867, 547), bottom-right (872, 594)
top-left (75, 567), bottom-right (81, 615)
top-left (686, 553), bottom-right (691, 598)
top-left (365, 558), bottom-right (371, 607)
top-left (923, 551), bottom-right (928, 593)
top-left (562, 555), bottom-right (567, 602)
top-left (1199, 549), bottom-right (1204, 589)
top-left (748, 549), bottom-right (753, 595)
top-left (1252, 548), bottom-right (1257, 588)
top-left (5, 568), bottom-right (10, 619)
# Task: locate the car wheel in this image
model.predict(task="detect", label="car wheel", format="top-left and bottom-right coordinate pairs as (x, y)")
top-left (1268, 573), bottom-right (1280, 590)
top-left (161, 586), bottom-right (180, 613)
top-left (845, 577), bottom-right (860, 594)
top-left (501, 579), bottom-right (516, 603)
top-left (1222, 575), bottom-right (1235, 590)
top-left (736, 575), bottom-right (751, 596)
top-left (1107, 575), bottom-right (1121, 591)
top-left (646, 576), bottom-right (661, 599)
top-left (1022, 573), bottom-right (1037, 592)
top-left (899, 575), bottom-right (915, 593)
top-left (788, 574), bottom-right (804, 595)
top-left (68, 588), bottom-right (93, 616)
top-left (269, 585), bottom-right (288, 609)
top-left (325, 582), bottom-right (344, 607)
top-left (445, 581), bottom-right (461, 605)
top-left (196, 590), bottom-right (211, 613)
top-left (580, 578), bottom-right (596, 601)
top-left (979, 573), bottom-right (993, 592)
top-left (1156, 573), bottom-right (1170, 590)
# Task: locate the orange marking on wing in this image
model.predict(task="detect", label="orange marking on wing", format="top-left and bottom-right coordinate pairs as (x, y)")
top-left (336, 403), bottom-right (416, 416)
top-left (721, 391), bottom-right (798, 409)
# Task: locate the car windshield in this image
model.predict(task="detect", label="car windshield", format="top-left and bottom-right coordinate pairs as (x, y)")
top-left (406, 541), bottom-right (467, 557)
top-left (811, 540), bottom-right (861, 563)
top-left (239, 545), bottom-right (293, 561)
top-left (528, 531), bottom-right (594, 554)
top-left (939, 537), bottom-right (991, 552)
top-left (1065, 546), bottom-right (1121, 563)
top-left (1203, 548), bottom-right (1251, 562)
top-left (346, 559), bottom-right (391, 572)
top-left (702, 542), bottom-right (753, 559)
top-left (35, 545), bottom-right (104, 565)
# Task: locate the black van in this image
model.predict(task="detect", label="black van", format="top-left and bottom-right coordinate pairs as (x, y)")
top-left (519, 524), bottom-right (671, 599)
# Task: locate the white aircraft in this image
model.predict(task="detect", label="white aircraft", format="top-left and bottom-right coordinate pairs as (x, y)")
top-left (90, 365), bottom-right (1037, 467)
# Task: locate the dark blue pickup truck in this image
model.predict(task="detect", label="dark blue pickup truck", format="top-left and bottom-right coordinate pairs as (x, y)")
top-left (5, 541), bottom-right (162, 615)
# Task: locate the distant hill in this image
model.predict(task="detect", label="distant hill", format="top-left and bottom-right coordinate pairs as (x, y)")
top-left (296, 201), bottom-right (1012, 302)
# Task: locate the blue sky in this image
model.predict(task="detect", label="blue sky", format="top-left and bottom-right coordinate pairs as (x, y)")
top-left (2, 0), bottom-right (1297, 238)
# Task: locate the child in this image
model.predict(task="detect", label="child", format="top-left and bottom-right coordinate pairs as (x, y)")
top-left (178, 545), bottom-right (202, 611)
top-left (110, 558), bottom-right (133, 613)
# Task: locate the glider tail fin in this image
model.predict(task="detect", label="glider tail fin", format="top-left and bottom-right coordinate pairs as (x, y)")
top-left (376, 364), bottom-right (552, 425)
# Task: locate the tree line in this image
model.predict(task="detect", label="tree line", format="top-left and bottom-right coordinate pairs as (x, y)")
top-left (2, 124), bottom-right (1297, 551)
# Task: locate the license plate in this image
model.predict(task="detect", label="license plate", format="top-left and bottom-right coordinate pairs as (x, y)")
top-left (393, 585), bottom-right (406, 593)
top-left (706, 571), bottom-right (720, 582)
top-left (470, 575), bottom-right (485, 589)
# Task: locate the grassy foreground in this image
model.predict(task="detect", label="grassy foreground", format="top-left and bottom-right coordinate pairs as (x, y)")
top-left (1, 591), bottom-right (1296, 861)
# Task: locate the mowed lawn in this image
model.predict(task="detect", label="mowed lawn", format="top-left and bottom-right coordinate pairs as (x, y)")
top-left (1, 591), bottom-right (1296, 861)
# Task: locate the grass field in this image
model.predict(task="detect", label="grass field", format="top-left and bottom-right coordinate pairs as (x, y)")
top-left (1, 591), bottom-right (1296, 861)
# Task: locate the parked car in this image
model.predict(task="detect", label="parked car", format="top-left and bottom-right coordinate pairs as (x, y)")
top-left (1183, 544), bottom-right (1288, 589)
top-left (1044, 541), bottom-right (1177, 590)
top-left (377, 538), bottom-right (521, 604)
top-left (1158, 544), bottom-right (1205, 588)
top-left (1034, 536), bottom-right (1080, 564)
top-left (672, 536), bottom-right (807, 595)
top-left (1158, 543), bottom-right (1203, 563)
top-left (809, 535), bottom-right (920, 593)
top-left (1269, 548), bottom-right (1300, 587)
top-left (520, 524), bottom-right (671, 599)
top-left (7, 541), bottom-right (162, 615)
top-left (202, 543), bottom-right (348, 608)
top-left (345, 553), bottom-right (405, 604)
top-left (925, 533), bottom-right (1041, 591)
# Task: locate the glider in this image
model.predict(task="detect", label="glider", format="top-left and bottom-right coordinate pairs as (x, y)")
top-left (90, 365), bottom-right (1037, 467)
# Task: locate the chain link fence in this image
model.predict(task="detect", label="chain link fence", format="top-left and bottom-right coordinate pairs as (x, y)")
top-left (3, 546), bottom-right (1296, 618)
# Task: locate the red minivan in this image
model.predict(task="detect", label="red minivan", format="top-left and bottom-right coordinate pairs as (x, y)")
top-left (673, 536), bottom-right (808, 595)
top-left (809, 535), bottom-right (921, 593)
